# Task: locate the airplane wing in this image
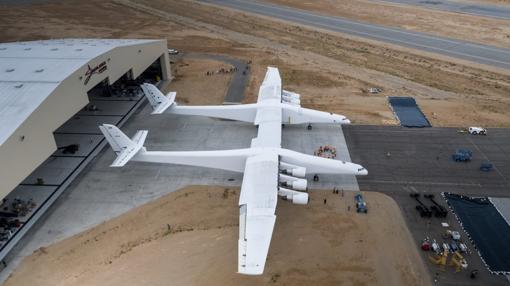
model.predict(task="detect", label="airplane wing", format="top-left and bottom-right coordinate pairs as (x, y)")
top-left (257, 67), bottom-right (282, 103)
top-left (238, 153), bottom-right (278, 275)
top-left (238, 73), bottom-right (282, 274)
top-left (251, 105), bottom-right (282, 148)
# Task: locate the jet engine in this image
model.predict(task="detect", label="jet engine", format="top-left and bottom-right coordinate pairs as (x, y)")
top-left (292, 192), bottom-right (309, 205)
top-left (279, 174), bottom-right (307, 191)
top-left (279, 162), bottom-right (306, 178)
top-left (282, 97), bottom-right (301, 105)
top-left (282, 90), bottom-right (301, 106)
top-left (282, 90), bottom-right (300, 100)
top-left (278, 187), bottom-right (309, 205)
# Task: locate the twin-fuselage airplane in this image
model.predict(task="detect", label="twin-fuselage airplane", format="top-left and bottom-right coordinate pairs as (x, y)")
top-left (99, 67), bottom-right (367, 275)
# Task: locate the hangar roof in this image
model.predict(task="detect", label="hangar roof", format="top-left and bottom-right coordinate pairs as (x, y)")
top-left (0, 38), bottom-right (160, 145)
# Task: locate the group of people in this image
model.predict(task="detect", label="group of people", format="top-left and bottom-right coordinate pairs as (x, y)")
top-left (314, 145), bottom-right (337, 159)
top-left (205, 66), bottom-right (238, 76)
top-left (332, 187), bottom-right (344, 196)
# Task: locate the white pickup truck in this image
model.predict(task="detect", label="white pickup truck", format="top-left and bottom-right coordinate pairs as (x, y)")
top-left (468, 127), bottom-right (486, 135)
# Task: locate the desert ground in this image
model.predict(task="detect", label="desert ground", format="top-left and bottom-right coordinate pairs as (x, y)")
top-left (169, 58), bottom-right (234, 105)
top-left (266, 0), bottom-right (510, 48)
top-left (1, 0), bottom-right (510, 127)
top-left (4, 187), bottom-right (431, 286)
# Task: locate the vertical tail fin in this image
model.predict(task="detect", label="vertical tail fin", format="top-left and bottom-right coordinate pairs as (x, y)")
top-left (99, 124), bottom-right (148, 167)
top-left (140, 83), bottom-right (176, 114)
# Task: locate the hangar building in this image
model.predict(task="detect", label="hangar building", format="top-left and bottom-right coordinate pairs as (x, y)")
top-left (0, 39), bottom-right (171, 199)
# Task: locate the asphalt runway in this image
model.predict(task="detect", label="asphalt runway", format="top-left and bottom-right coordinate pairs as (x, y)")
top-left (201, 0), bottom-right (510, 70)
top-left (343, 125), bottom-right (510, 197)
top-left (377, 0), bottom-right (510, 20)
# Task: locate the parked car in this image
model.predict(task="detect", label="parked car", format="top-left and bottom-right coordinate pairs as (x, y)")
top-left (468, 127), bottom-right (486, 135)
top-left (368, 87), bottom-right (383, 94)
top-left (168, 48), bottom-right (179, 55)
top-left (452, 149), bottom-right (472, 162)
top-left (480, 161), bottom-right (493, 172)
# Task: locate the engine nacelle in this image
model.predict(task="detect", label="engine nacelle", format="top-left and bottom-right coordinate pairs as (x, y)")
top-left (282, 90), bottom-right (301, 100)
top-left (292, 193), bottom-right (309, 205)
top-left (278, 187), bottom-right (309, 205)
top-left (279, 162), bottom-right (306, 178)
top-left (279, 174), bottom-right (307, 191)
top-left (282, 96), bottom-right (301, 105)
top-left (288, 179), bottom-right (307, 191)
top-left (289, 166), bottom-right (306, 177)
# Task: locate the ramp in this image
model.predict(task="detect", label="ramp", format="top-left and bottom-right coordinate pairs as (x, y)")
top-left (388, 97), bottom-right (431, 127)
top-left (444, 193), bottom-right (510, 275)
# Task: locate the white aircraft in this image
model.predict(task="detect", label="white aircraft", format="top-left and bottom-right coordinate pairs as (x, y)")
top-left (99, 67), bottom-right (367, 275)
top-left (140, 67), bottom-right (351, 126)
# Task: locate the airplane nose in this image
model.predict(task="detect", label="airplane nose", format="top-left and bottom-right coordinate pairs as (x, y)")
top-left (342, 118), bottom-right (351, 124)
top-left (357, 167), bottom-right (368, 175)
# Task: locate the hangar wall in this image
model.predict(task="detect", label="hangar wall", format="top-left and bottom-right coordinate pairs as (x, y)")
top-left (0, 39), bottom-right (171, 199)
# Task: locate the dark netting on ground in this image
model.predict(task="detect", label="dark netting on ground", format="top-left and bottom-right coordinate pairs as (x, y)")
top-left (444, 193), bottom-right (510, 274)
top-left (388, 97), bottom-right (431, 127)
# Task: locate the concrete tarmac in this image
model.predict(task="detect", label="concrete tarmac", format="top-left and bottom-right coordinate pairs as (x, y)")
top-left (0, 104), bottom-right (357, 283)
top-left (343, 125), bottom-right (510, 197)
top-left (201, 0), bottom-right (510, 70)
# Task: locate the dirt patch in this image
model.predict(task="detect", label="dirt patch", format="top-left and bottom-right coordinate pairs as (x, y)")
top-left (170, 58), bottom-right (233, 104)
top-left (4, 186), bottom-right (431, 286)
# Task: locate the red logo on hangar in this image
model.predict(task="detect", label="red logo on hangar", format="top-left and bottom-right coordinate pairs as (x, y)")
top-left (84, 61), bottom-right (107, 85)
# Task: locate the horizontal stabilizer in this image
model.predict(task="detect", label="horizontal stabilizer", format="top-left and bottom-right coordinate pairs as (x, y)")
top-left (140, 83), bottom-right (176, 114)
top-left (99, 124), bottom-right (147, 167)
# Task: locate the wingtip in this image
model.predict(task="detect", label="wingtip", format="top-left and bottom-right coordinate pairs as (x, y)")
top-left (238, 267), bottom-right (264, 275)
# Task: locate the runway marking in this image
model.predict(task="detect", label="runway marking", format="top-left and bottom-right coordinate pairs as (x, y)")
top-left (204, 0), bottom-right (510, 69)
top-left (243, 0), bottom-right (510, 53)
top-left (361, 179), bottom-right (483, 187)
top-left (466, 136), bottom-right (509, 182)
top-left (372, 0), bottom-right (510, 20)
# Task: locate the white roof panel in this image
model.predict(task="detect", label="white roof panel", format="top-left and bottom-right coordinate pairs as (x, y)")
top-left (0, 82), bottom-right (59, 144)
top-left (0, 58), bottom-right (86, 82)
top-left (0, 38), bottom-right (164, 146)
top-left (0, 39), bottom-right (159, 59)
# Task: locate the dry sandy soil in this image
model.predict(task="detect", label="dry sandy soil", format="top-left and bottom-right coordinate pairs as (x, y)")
top-left (266, 0), bottom-right (510, 48)
top-left (4, 186), bottom-right (431, 286)
top-left (0, 0), bottom-right (509, 127)
top-left (169, 58), bottom-right (233, 105)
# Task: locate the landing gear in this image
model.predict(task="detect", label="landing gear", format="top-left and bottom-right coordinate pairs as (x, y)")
top-left (307, 123), bottom-right (312, 130)
top-left (313, 174), bottom-right (319, 181)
